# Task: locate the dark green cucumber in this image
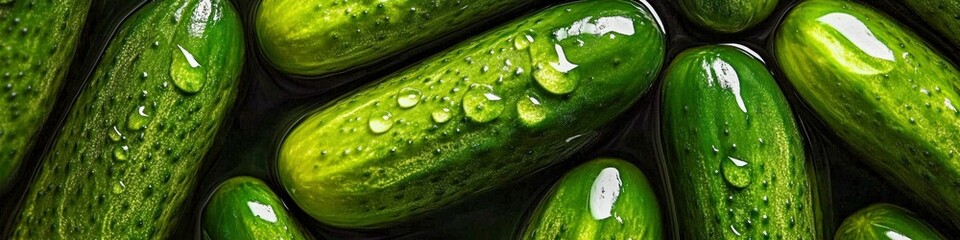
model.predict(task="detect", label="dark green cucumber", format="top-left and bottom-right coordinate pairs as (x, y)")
top-left (835, 203), bottom-right (946, 240)
top-left (202, 176), bottom-right (311, 240)
top-left (776, 0), bottom-right (960, 229)
top-left (0, 0), bottom-right (91, 189)
top-left (661, 45), bottom-right (817, 238)
top-left (12, 0), bottom-right (243, 238)
top-left (895, 0), bottom-right (960, 46)
top-left (677, 0), bottom-right (778, 33)
top-left (278, 0), bottom-right (666, 228)
top-left (256, 0), bottom-right (529, 76)
top-left (521, 158), bottom-right (661, 240)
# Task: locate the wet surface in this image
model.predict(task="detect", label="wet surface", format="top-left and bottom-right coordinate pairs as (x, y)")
top-left (2, 0), bottom-right (960, 238)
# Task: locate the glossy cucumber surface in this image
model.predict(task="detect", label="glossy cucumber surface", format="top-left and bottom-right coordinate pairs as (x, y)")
top-left (202, 176), bottom-right (310, 240)
top-left (256, 0), bottom-right (529, 76)
top-left (521, 158), bottom-right (661, 240)
top-left (0, 0), bottom-right (92, 189)
top-left (835, 203), bottom-right (946, 240)
top-left (12, 0), bottom-right (244, 238)
top-left (662, 45), bottom-right (817, 238)
top-left (895, 0), bottom-right (960, 46)
top-left (278, 0), bottom-right (666, 228)
top-left (677, 0), bottom-right (778, 33)
top-left (776, 0), bottom-right (960, 229)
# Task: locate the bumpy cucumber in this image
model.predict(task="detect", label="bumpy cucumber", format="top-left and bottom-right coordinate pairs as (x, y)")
top-left (12, 0), bottom-right (244, 238)
top-left (662, 45), bottom-right (816, 238)
top-left (776, 0), bottom-right (960, 229)
top-left (256, 0), bottom-right (529, 76)
top-left (203, 176), bottom-right (311, 240)
top-left (521, 158), bottom-right (661, 240)
top-left (278, 0), bottom-right (666, 228)
top-left (895, 0), bottom-right (960, 46)
top-left (835, 203), bottom-right (946, 240)
top-left (677, 0), bottom-right (778, 33)
top-left (0, 0), bottom-right (91, 189)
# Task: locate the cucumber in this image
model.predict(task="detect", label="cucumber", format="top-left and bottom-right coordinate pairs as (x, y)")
top-left (11, 0), bottom-right (244, 238)
top-left (677, 0), bottom-right (778, 33)
top-left (894, 0), bottom-right (960, 46)
top-left (661, 45), bottom-right (817, 238)
top-left (775, 0), bottom-right (960, 229)
top-left (835, 203), bottom-right (946, 240)
top-left (0, 0), bottom-right (91, 189)
top-left (202, 176), bottom-right (311, 240)
top-left (278, 0), bottom-right (666, 228)
top-left (256, 0), bottom-right (529, 76)
top-left (520, 158), bottom-right (661, 240)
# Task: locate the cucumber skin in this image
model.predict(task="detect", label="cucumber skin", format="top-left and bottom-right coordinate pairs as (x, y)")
top-left (521, 158), bottom-right (661, 240)
top-left (835, 203), bottom-right (946, 240)
top-left (256, 0), bottom-right (529, 76)
top-left (896, 0), bottom-right (960, 46)
top-left (278, 0), bottom-right (666, 228)
top-left (776, 0), bottom-right (960, 229)
top-left (202, 176), bottom-right (311, 240)
top-left (677, 0), bottom-right (778, 33)
top-left (661, 45), bottom-right (816, 239)
top-left (12, 0), bottom-right (244, 238)
top-left (0, 0), bottom-right (92, 189)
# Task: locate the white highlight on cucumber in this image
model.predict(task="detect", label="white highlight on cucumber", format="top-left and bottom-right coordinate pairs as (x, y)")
top-left (590, 167), bottom-right (623, 220)
top-left (706, 58), bottom-right (748, 113)
top-left (817, 13), bottom-right (895, 62)
top-left (554, 16), bottom-right (635, 41)
top-left (247, 201), bottom-right (278, 223)
top-left (884, 231), bottom-right (910, 240)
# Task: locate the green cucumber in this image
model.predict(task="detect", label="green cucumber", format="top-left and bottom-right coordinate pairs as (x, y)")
top-left (12, 0), bottom-right (244, 238)
top-left (278, 0), bottom-right (666, 228)
top-left (202, 176), bottom-right (311, 240)
top-left (776, 0), bottom-right (960, 229)
top-left (677, 0), bottom-right (778, 33)
top-left (661, 45), bottom-right (817, 238)
top-left (256, 0), bottom-right (529, 76)
top-left (520, 158), bottom-right (661, 240)
top-left (0, 0), bottom-right (91, 189)
top-left (835, 203), bottom-right (947, 240)
top-left (894, 0), bottom-right (960, 46)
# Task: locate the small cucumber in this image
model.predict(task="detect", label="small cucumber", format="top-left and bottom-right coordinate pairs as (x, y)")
top-left (202, 176), bottom-right (311, 240)
top-left (776, 0), bottom-right (960, 229)
top-left (835, 203), bottom-right (946, 240)
top-left (278, 0), bottom-right (666, 228)
top-left (255, 0), bottom-right (529, 76)
top-left (520, 158), bottom-right (661, 240)
top-left (0, 0), bottom-right (92, 188)
top-left (895, 0), bottom-right (960, 46)
top-left (12, 0), bottom-right (244, 238)
top-left (661, 45), bottom-right (817, 238)
top-left (677, 0), bottom-right (778, 33)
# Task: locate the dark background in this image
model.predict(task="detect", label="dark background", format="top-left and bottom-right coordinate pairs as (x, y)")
top-left (3, 0), bottom-right (960, 239)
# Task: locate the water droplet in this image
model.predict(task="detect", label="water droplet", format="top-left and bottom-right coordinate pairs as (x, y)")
top-left (721, 157), bottom-right (752, 188)
top-left (368, 111), bottom-right (393, 134)
top-left (513, 34), bottom-right (534, 50)
top-left (397, 87), bottom-right (422, 108)
top-left (533, 44), bottom-right (579, 94)
top-left (590, 167), bottom-right (622, 220)
top-left (114, 145), bottom-right (129, 161)
top-left (109, 126), bottom-right (124, 142)
top-left (127, 106), bottom-right (151, 131)
top-left (431, 108), bottom-right (451, 123)
top-left (462, 85), bottom-right (504, 123)
top-left (170, 44), bottom-right (205, 93)
top-left (517, 95), bottom-right (547, 126)
top-left (113, 181), bottom-right (126, 194)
